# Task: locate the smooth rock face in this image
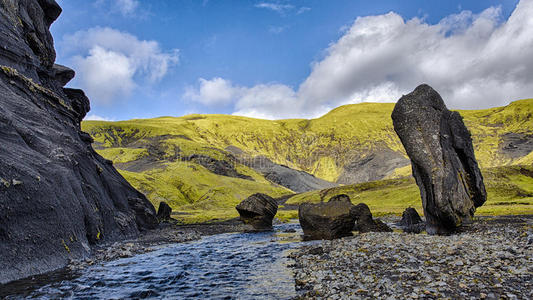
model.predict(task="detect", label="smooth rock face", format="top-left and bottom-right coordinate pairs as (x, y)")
top-left (298, 201), bottom-right (355, 240)
top-left (0, 0), bottom-right (157, 284)
top-left (235, 193), bottom-right (278, 230)
top-left (157, 201), bottom-right (172, 221)
top-left (392, 84), bottom-right (486, 234)
top-left (350, 203), bottom-right (392, 233)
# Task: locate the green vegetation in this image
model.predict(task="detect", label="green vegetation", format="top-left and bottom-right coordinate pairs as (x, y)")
top-left (82, 99), bottom-right (533, 222)
top-left (287, 165), bottom-right (533, 216)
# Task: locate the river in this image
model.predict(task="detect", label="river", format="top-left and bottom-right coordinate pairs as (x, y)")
top-left (3, 223), bottom-right (309, 299)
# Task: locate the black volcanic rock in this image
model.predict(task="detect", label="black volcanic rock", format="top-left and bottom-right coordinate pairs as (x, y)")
top-left (0, 0), bottom-right (157, 284)
top-left (391, 84), bottom-right (486, 234)
top-left (399, 208), bottom-right (423, 226)
top-left (52, 63), bottom-right (75, 87)
top-left (157, 201), bottom-right (172, 221)
top-left (350, 203), bottom-right (392, 233)
top-left (236, 193), bottom-right (278, 230)
top-left (397, 208), bottom-right (425, 234)
top-left (298, 201), bottom-right (355, 240)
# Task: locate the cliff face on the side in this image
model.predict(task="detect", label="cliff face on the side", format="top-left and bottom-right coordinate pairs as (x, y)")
top-left (0, 0), bottom-right (158, 284)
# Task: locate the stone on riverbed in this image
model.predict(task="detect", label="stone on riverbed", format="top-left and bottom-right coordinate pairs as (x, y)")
top-left (236, 193), bottom-right (278, 230)
top-left (397, 207), bottom-right (425, 233)
top-left (391, 84), bottom-right (486, 234)
top-left (350, 203), bottom-right (392, 233)
top-left (298, 201), bottom-right (355, 240)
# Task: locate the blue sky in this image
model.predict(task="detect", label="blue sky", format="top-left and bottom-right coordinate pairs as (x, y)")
top-left (51, 0), bottom-right (531, 121)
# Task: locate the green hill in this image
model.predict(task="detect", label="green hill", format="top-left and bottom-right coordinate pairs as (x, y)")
top-left (82, 99), bottom-right (533, 222)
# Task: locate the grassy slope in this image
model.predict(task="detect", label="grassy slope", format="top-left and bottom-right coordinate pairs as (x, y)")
top-left (82, 99), bottom-right (533, 221)
top-left (286, 165), bottom-right (533, 216)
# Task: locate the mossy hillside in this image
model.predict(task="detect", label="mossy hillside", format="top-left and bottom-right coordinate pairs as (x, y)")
top-left (287, 165), bottom-right (533, 216)
top-left (118, 159), bottom-right (292, 223)
top-left (83, 99), bottom-right (533, 184)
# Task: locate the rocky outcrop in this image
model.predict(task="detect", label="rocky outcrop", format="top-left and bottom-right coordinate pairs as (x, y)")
top-left (397, 207), bottom-right (425, 233)
top-left (157, 201), bottom-right (172, 221)
top-left (337, 149), bottom-right (410, 185)
top-left (227, 152), bottom-right (338, 193)
top-left (298, 201), bottom-right (355, 240)
top-left (392, 84), bottom-right (486, 234)
top-left (235, 193), bottom-right (278, 230)
top-left (350, 203), bottom-right (392, 233)
top-left (0, 0), bottom-right (158, 284)
top-left (185, 154), bottom-right (253, 180)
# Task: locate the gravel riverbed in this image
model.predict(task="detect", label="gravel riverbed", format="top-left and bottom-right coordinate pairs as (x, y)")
top-left (289, 215), bottom-right (533, 299)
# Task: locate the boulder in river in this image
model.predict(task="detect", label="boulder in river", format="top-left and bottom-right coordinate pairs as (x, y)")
top-left (350, 203), bottom-right (392, 233)
top-left (391, 84), bottom-right (486, 234)
top-left (157, 201), bottom-right (172, 221)
top-left (298, 201), bottom-right (355, 240)
top-left (236, 193), bottom-right (278, 230)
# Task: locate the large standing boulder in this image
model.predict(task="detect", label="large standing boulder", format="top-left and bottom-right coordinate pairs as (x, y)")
top-left (350, 203), bottom-right (392, 233)
top-left (0, 0), bottom-right (158, 284)
top-left (391, 84), bottom-right (486, 234)
top-left (236, 193), bottom-right (278, 230)
top-left (298, 201), bottom-right (355, 240)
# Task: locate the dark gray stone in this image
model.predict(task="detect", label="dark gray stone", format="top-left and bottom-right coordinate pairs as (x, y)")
top-left (350, 203), bottom-right (392, 233)
top-left (236, 193), bottom-right (278, 230)
top-left (157, 201), bottom-right (172, 221)
top-left (298, 201), bottom-right (355, 240)
top-left (398, 207), bottom-right (425, 234)
top-left (0, 0), bottom-right (158, 284)
top-left (52, 64), bottom-right (74, 87)
top-left (391, 84), bottom-right (486, 234)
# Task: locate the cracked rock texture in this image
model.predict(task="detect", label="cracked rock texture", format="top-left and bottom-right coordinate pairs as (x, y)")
top-left (0, 0), bottom-right (157, 284)
top-left (392, 84), bottom-right (486, 234)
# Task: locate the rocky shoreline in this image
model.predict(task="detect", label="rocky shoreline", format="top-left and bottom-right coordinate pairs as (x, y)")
top-left (289, 215), bottom-right (533, 299)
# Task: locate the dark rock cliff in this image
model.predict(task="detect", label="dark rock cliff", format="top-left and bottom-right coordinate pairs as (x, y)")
top-left (0, 0), bottom-right (158, 284)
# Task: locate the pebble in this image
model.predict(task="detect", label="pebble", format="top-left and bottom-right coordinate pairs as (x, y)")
top-left (290, 215), bottom-right (533, 299)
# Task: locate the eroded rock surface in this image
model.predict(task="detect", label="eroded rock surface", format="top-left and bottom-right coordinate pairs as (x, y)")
top-left (235, 193), bottom-right (278, 230)
top-left (298, 201), bottom-right (355, 240)
top-left (0, 0), bottom-right (157, 284)
top-left (392, 84), bottom-right (486, 234)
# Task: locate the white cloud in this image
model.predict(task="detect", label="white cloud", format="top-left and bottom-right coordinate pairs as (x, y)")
top-left (187, 0), bottom-right (533, 119)
top-left (255, 2), bottom-right (294, 14)
top-left (116, 0), bottom-right (139, 16)
top-left (94, 0), bottom-right (140, 16)
top-left (184, 77), bottom-right (241, 106)
top-left (297, 7), bottom-right (311, 15)
top-left (268, 25), bottom-right (288, 34)
top-left (84, 114), bottom-right (115, 121)
top-left (63, 27), bottom-right (179, 104)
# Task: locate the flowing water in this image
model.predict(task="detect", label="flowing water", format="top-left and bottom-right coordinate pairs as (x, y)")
top-left (2, 223), bottom-right (309, 299)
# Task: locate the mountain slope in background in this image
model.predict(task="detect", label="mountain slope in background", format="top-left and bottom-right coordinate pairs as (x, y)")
top-left (82, 99), bottom-right (533, 221)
